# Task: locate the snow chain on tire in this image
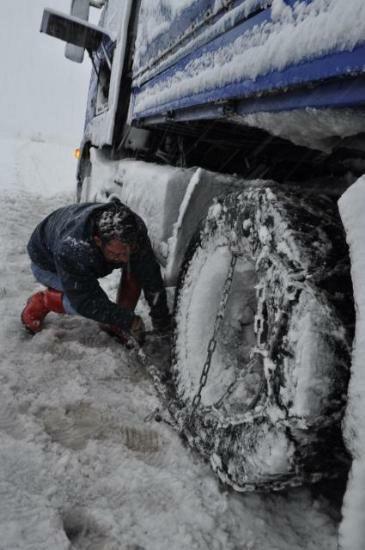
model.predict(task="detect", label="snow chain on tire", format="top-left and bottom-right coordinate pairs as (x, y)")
top-left (189, 252), bottom-right (238, 421)
top-left (171, 185), bottom-right (353, 492)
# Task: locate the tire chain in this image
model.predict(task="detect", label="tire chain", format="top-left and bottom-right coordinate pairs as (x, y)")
top-left (188, 251), bottom-right (239, 422)
top-left (141, 252), bottom-right (240, 431)
top-left (141, 258), bottom-right (341, 493)
top-left (144, 189), bottom-right (350, 492)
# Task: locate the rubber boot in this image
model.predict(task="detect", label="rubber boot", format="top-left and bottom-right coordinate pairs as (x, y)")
top-left (43, 288), bottom-right (65, 313)
top-left (21, 288), bottom-right (65, 333)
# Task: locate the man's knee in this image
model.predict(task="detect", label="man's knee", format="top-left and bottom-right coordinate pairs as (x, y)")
top-left (30, 263), bottom-right (63, 292)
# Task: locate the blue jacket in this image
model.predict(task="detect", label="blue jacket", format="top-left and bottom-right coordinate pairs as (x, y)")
top-left (27, 202), bottom-right (168, 329)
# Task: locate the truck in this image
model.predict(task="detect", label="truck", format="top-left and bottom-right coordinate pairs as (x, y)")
top-left (40, 0), bottom-right (364, 492)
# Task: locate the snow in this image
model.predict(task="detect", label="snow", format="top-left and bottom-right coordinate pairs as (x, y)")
top-left (134, 0), bottom-right (197, 69)
top-left (0, 136), bottom-right (76, 197)
top-left (235, 108), bottom-right (365, 152)
top-left (133, 0), bottom-right (365, 118)
top-left (165, 168), bottom-right (240, 284)
top-left (338, 176), bottom-right (365, 550)
top-left (0, 136), bottom-right (343, 549)
top-left (134, 0), bottom-right (274, 81)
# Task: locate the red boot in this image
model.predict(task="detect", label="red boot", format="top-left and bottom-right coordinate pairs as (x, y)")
top-left (43, 288), bottom-right (65, 313)
top-left (21, 289), bottom-right (65, 333)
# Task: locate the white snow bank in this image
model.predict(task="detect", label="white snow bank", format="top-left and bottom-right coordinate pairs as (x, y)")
top-left (0, 136), bottom-right (77, 197)
top-left (134, 0), bottom-right (365, 116)
top-left (338, 175), bottom-right (365, 550)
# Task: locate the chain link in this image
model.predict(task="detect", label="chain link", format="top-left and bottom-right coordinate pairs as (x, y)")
top-left (189, 252), bottom-right (239, 420)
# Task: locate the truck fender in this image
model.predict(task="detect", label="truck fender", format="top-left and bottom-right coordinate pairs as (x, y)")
top-left (164, 168), bottom-right (242, 285)
top-left (83, 149), bottom-right (195, 268)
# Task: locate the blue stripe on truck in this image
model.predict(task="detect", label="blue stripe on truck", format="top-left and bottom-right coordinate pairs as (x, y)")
top-left (135, 0), bottom-right (272, 81)
top-left (131, 0), bottom-right (365, 121)
top-left (133, 43), bottom-right (365, 121)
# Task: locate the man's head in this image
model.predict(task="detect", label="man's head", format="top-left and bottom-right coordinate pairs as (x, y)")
top-left (93, 236), bottom-right (131, 263)
top-left (93, 202), bottom-right (139, 264)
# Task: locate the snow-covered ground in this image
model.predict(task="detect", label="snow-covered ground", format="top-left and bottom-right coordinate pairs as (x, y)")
top-left (0, 137), bottom-right (343, 549)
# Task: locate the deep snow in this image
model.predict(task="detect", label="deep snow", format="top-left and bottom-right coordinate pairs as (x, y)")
top-left (0, 137), bottom-right (343, 549)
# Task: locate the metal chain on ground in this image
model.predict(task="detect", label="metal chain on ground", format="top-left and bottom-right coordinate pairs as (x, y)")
top-left (189, 252), bottom-right (239, 421)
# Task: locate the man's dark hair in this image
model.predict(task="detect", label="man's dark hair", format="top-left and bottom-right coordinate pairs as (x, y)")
top-left (93, 200), bottom-right (140, 246)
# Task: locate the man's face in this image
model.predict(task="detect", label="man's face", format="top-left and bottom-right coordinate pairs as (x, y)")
top-left (94, 237), bottom-right (131, 264)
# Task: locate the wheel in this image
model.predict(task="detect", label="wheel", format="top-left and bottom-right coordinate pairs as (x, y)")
top-left (172, 186), bottom-right (353, 491)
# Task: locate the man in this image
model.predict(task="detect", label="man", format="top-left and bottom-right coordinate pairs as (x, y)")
top-left (21, 199), bottom-right (171, 343)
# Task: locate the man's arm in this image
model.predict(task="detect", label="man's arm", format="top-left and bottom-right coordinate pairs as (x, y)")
top-left (55, 251), bottom-right (134, 330)
top-left (130, 237), bottom-right (170, 324)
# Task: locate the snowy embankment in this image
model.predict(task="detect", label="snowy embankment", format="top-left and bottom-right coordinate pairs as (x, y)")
top-left (338, 177), bottom-right (365, 550)
top-left (0, 136), bottom-right (340, 549)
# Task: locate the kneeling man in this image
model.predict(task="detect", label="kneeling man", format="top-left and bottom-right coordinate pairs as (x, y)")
top-left (22, 199), bottom-right (171, 343)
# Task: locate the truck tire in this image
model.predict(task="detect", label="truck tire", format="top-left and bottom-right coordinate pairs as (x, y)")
top-left (172, 186), bottom-right (353, 491)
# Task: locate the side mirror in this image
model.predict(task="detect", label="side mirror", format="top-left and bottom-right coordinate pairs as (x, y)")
top-left (40, 9), bottom-right (110, 56)
top-left (66, 0), bottom-right (90, 63)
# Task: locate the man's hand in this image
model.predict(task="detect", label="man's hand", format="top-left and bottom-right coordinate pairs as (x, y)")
top-left (130, 315), bottom-right (145, 344)
top-left (99, 323), bottom-right (129, 344)
top-left (99, 316), bottom-right (145, 346)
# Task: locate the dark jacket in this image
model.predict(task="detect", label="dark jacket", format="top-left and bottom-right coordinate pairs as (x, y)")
top-left (27, 202), bottom-right (168, 329)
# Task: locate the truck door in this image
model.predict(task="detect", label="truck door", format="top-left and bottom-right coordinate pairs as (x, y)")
top-left (85, 0), bottom-right (134, 146)
top-left (41, 0), bottom-right (134, 147)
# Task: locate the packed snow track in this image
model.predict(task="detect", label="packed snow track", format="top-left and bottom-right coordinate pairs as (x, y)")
top-left (0, 138), bottom-right (343, 549)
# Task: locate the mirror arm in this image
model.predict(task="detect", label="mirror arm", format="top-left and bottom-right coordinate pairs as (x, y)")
top-left (101, 42), bottom-right (112, 71)
top-left (88, 49), bottom-right (100, 81)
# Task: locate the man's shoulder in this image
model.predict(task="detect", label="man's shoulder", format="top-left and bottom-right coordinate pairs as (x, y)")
top-left (59, 235), bottom-right (94, 253)
top-left (56, 237), bottom-right (97, 270)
